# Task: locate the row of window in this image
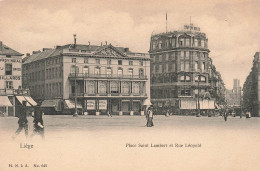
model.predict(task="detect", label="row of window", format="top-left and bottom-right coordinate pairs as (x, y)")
top-left (151, 51), bottom-right (208, 63)
top-left (71, 65), bottom-right (145, 77)
top-left (46, 67), bottom-right (62, 80)
top-left (151, 74), bottom-right (207, 84)
top-left (151, 37), bottom-right (208, 50)
top-left (151, 61), bottom-right (206, 73)
top-left (45, 82), bottom-right (62, 97)
top-left (73, 80), bottom-right (143, 95)
top-left (72, 57), bottom-right (144, 66)
top-left (151, 88), bottom-right (207, 99)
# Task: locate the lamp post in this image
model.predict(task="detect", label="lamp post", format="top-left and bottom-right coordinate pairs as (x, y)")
top-left (73, 63), bottom-right (78, 117)
top-left (196, 73), bottom-right (202, 117)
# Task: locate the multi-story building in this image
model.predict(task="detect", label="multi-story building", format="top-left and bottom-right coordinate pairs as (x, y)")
top-left (149, 24), bottom-right (218, 113)
top-left (208, 59), bottom-right (226, 106)
top-left (242, 52), bottom-right (260, 117)
top-left (0, 41), bottom-right (35, 116)
top-left (22, 42), bottom-right (150, 115)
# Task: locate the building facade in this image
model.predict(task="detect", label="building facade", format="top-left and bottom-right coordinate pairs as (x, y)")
top-left (22, 43), bottom-right (150, 115)
top-left (0, 41), bottom-right (34, 116)
top-left (149, 24), bottom-right (224, 113)
top-left (242, 52), bottom-right (260, 117)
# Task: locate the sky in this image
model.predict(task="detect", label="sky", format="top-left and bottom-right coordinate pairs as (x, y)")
top-left (0, 0), bottom-right (259, 89)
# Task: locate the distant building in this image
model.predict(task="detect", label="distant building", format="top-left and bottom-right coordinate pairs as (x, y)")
top-left (225, 79), bottom-right (241, 106)
top-left (149, 24), bottom-right (224, 113)
top-left (225, 80), bottom-right (241, 105)
top-left (0, 41), bottom-right (35, 116)
top-left (22, 42), bottom-right (150, 115)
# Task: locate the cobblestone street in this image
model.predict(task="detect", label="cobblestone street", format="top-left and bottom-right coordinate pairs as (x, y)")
top-left (0, 115), bottom-right (260, 171)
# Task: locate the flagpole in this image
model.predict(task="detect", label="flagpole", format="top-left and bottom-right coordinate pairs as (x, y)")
top-left (166, 12), bottom-right (168, 33)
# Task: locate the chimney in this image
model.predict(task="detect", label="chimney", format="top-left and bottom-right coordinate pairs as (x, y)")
top-left (124, 48), bottom-right (129, 52)
top-left (32, 50), bottom-right (41, 54)
top-left (42, 48), bottom-right (52, 51)
top-left (73, 34), bottom-right (77, 48)
top-left (88, 41), bottom-right (90, 46)
top-left (0, 41), bottom-right (2, 51)
top-left (105, 41), bottom-right (107, 45)
top-left (26, 53), bottom-right (30, 57)
top-left (101, 42), bottom-right (103, 46)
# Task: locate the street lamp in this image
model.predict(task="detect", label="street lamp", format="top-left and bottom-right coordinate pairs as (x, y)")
top-left (196, 73), bottom-right (203, 117)
top-left (73, 63), bottom-right (78, 117)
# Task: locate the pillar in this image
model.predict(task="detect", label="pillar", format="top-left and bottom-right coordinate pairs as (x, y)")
top-left (130, 100), bottom-right (134, 116)
top-left (119, 99), bottom-right (123, 115)
top-left (12, 96), bottom-right (15, 116)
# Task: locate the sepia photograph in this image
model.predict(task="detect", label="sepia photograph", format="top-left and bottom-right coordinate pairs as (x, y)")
top-left (0, 0), bottom-right (260, 170)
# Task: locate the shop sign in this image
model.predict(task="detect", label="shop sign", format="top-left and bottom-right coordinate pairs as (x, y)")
top-left (0, 58), bottom-right (22, 63)
top-left (99, 100), bottom-right (107, 110)
top-left (87, 100), bottom-right (95, 110)
top-left (0, 75), bottom-right (21, 80)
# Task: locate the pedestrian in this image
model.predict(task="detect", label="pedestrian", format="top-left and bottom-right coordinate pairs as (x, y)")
top-left (30, 103), bottom-right (45, 139)
top-left (165, 108), bottom-right (169, 117)
top-left (12, 101), bottom-right (28, 139)
top-left (107, 111), bottom-right (112, 117)
top-left (146, 106), bottom-right (154, 127)
top-left (224, 108), bottom-right (228, 122)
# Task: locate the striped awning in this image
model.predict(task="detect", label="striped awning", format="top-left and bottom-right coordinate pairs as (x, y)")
top-left (24, 96), bottom-right (37, 106)
top-left (0, 96), bottom-right (12, 106)
top-left (16, 96), bottom-right (31, 106)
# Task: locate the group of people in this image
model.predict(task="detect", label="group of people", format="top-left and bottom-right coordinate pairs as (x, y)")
top-left (12, 101), bottom-right (45, 140)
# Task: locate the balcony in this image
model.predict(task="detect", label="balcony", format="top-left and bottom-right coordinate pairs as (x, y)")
top-left (0, 88), bottom-right (30, 96)
top-left (69, 92), bottom-right (147, 98)
top-left (68, 73), bottom-right (148, 80)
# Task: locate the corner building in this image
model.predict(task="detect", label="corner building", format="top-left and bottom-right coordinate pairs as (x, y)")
top-left (23, 43), bottom-right (150, 115)
top-left (0, 41), bottom-right (36, 116)
top-left (149, 24), bottom-right (215, 113)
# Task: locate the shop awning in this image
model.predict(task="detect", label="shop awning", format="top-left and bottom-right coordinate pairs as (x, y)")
top-left (143, 99), bottom-right (152, 106)
top-left (24, 96), bottom-right (37, 106)
top-left (180, 99), bottom-right (197, 109)
top-left (16, 96), bottom-right (31, 106)
top-left (64, 100), bottom-right (82, 109)
top-left (41, 99), bottom-right (59, 107)
top-left (41, 99), bottom-right (62, 111)
top-left (0, 96), bottom-right (12, 106)
top-left (200, 100), bottom-right (215, 109)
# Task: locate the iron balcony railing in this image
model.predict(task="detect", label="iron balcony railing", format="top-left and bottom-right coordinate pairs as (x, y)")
top-left (0, 88), bottom-right (30, 96)
top-left (69, 92), bottom-right (147, 98)
top-left (69, 73), bottom-right (148, 80)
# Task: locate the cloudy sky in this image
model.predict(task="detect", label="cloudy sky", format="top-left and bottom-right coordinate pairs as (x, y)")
top-left (0, 0), bottom-right (259, 89)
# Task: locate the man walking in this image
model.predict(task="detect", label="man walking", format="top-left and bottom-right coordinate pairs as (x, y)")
top-left (31, 103), bottom-right (45, 139)
top-left (12, 101), bottom-right (28, 139)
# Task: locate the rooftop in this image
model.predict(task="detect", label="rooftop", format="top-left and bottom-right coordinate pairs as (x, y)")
top-left (23, 43), bottom-right (149, 64)
top-left (0, 41), bottom-right (23, 56)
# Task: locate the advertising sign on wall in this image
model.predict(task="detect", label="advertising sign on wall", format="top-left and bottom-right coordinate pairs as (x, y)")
top-left (99, 100), bottom-right (107, 110)
top-left (87, 100), bottom-right (95, 110)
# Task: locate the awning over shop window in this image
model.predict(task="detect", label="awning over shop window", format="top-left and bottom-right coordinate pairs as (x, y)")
top-left (41, 99), bottom-right (59, 107)
top-left (16, 96), bottom-right (31, 106)
top-left (64, 100), bottom-right (82, 109)
top-left (180, 99), bottom-right (197, 109)
top-left (24, 96), bottom-right (37, 106)
top-left (200, 100), bottom-right (215, 109)
top-left (142, 99), bottom-right (152, 106)
top-left (0, 96), bottom-right (12, 106)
